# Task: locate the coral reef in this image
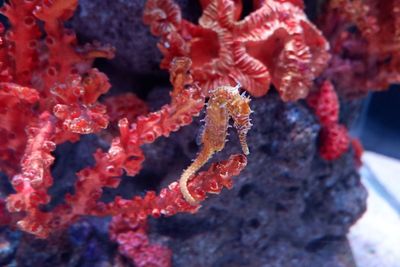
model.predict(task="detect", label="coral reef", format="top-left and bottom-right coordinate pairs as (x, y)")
top-left (0, 0), bottom-right (398, 266)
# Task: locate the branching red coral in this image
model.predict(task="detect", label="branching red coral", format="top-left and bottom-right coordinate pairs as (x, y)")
top-left (144, 0), bottom-right (330, 100)
top-left (0, 82), bottom-right (40, 175)
top-left (0, 50), bottom-right (249, 267)
top-left (2, 57), bottom-right (206, 238)
top-left (307, 80), bottom-right (339, 126)
top-left (108, 153), bottom-right (246, 267)
top-left (0, 0), bottom-right (115, 178)
top-left (91, 154), bottom-right (247, 219)
top-left (6, 112), bottom-right (56, 235)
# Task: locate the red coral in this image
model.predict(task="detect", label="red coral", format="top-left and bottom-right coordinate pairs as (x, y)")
top-left (320, 0), bottom-right (400, 98)
top-left (0, 0), bottom-right (115, 177)
top-left (88, 154), bottom-right (247, 218)
top-left (0, 83), bottom-right (40, 175)
top-left (107, 153), bottom-right (246, 267)
top-left (110, 216), bottom-right (172, 267)
top-left (306, 80), bottom-right (339, 126)
top-left (51, 69), bottom-right (110, 135)
top-left (144, 0), bottom-right (330, 100)
top-left (307, 80), bottom-right (350, 161)
top-left (319, 123), bottom-right (350, 161)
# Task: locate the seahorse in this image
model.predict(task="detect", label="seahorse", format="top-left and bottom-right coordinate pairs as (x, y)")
top-left (179, 84), bottom-right (252, 205)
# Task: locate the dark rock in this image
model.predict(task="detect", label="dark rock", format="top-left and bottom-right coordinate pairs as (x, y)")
top-left (146, 93), bottom-right (367, 267)
top-left (71, 0), bottom-right (201, 78)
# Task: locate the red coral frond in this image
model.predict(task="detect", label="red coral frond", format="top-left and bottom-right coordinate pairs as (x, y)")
top-left (6, 112), bottom-right (56, 237)
top-left (2, 57), bottom-right (205, 239)
top-left (0, 0), bottom-right (41, 85)
top-left (33, 0), bottom-right (114, 90)
top-left (0, 83), bottom-right (40, 176)
top-left (90, 154), bottom-right (247, 218)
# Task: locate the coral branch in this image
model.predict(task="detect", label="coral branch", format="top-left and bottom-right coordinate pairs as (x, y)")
top-left (320, 0), bottom-right (400, 97)
top-left (33, 0), bottom-right (114, 90)
top-left (2, 57), bottom-right (205, 239)
top-left (90, 154), bottom-right (247, 218)
top-left (0, 0), bottom-right (41, 85)
top-left (6, 112), bottom-right (56, 237)
top-left (0, 83), bottom-right (40, 176)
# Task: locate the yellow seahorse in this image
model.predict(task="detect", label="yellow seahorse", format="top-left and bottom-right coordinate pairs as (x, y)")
top-left (179, 84), bottom-right (252, 205)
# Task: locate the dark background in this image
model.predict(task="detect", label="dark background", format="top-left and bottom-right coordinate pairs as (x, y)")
top-left (359, 87), bottom-right (400, 159)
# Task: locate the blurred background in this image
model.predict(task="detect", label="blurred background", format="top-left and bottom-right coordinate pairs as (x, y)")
top-left (359, 87), bottom-right (400, 159)
top-left (348, 87), bottom-right (400, 267)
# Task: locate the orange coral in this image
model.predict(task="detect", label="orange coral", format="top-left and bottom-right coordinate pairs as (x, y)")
top-left (144, 0), bottom-right (330, 100)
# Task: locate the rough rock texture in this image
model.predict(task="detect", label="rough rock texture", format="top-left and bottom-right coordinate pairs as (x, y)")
top-left (70, 0), bottom-right (201, 77)
top-left (0, 0), bottom-right (368, 266)
top-left (145, 92), bottom-right (367, 267)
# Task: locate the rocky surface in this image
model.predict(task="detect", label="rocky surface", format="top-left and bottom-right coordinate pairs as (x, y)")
top-left (0, 92), bottom-right (367, 267)
top-left (0, 0), bottom-right (368, 266)
top-left (146, 92), bottom-right (367, 267)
